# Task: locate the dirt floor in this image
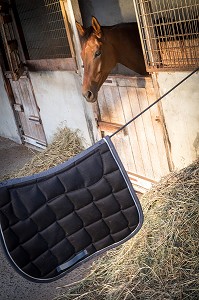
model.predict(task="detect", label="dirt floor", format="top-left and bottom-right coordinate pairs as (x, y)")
top-left (0, 137), bottom-right (89, 300)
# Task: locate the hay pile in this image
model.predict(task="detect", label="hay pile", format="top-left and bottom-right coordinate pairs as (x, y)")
top-left (57, 159), bottom-right (199, 300)
top-left (1, 127), bottom-right (84, 181)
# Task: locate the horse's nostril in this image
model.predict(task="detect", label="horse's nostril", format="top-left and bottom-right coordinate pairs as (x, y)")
top-left (83, 90), bottom-right (96, 102)
top-left (87, 90), bottom-right (93, 99)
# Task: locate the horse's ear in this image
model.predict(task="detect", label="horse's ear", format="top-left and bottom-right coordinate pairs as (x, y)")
top-left (76, 21), bottom-right (86, 37)
top-left (92, 16), bottom-right (102, 38)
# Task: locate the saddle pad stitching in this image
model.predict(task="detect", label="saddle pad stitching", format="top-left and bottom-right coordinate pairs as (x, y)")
top-left (7, 190), bottom-right (119, 251)
top-left (21, 171), bottom-right (126, 233)
top-left (2, 160), bottom-right (136, 236)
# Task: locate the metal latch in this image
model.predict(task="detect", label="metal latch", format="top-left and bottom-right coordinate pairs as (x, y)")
top-left (29, 115), bottom-right (41, 123)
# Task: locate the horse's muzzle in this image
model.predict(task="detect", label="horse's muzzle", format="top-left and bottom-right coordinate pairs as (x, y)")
top-left (83, 90), bottom-right (97, 103)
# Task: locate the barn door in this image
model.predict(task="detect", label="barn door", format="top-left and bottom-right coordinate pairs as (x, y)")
top-left (0, 1), bottom-right (46, 148)
top-left (6, 73), bottom-right (47, 148)
top-left (95, 76), bottom-right (171, 182)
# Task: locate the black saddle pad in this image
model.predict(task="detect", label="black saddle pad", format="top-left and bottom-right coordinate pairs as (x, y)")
top-left (0, 136), bottom-right (143, 282)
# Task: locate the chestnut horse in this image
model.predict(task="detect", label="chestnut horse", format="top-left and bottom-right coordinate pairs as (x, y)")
top-left (76, 17), bottom-right (147, 103)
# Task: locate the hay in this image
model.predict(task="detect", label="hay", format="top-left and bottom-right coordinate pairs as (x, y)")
top-left (1, 127), bottom-right (84, 181)
top-left (56, 159), bottom-right (199, 300)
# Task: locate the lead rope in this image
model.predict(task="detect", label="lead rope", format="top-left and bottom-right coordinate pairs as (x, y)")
top-left (110, 67), bottom-right (199, 138)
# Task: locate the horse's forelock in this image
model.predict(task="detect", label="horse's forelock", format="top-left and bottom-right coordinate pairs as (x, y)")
top-left (81, 27), bottom-right (93, 43)
top-left (81, 26), bottom-right (103, 44)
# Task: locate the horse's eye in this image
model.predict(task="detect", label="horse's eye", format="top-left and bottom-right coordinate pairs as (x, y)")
top-left (94, 50), bottom-right (101, 58)
top-left (81, 64), bottom-right (84, 68)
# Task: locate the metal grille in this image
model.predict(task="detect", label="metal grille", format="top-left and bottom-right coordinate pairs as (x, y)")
top-left (133, 0), bottom-right (199, 71)
top-left (15, 0), bottom-right (72, 60)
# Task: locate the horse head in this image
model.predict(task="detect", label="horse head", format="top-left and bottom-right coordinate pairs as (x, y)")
top-left (76, 17), bottom-right (116, 103)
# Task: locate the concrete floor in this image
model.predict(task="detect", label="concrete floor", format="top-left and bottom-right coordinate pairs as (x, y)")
top-left (0, 137), bottom-right (89, 300)
top-left (0, 136), bottom-right (36, 179)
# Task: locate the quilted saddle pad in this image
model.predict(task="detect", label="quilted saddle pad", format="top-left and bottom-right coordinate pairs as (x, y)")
top-left (0, 136), bottom-right (143, 282)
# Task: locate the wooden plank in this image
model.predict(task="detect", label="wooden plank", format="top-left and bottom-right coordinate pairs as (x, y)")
top-left (60, 0), bottom-right (76, 59)
top-left (146, 88), bottom-right (170, 176)
top-left (10, 80), bottom-right (22, 104)
top-left (103, 86), bottom-right (125, 124)
top-left (101, 86), bottom-right (117, 123)
top-left (99, 85), bottom-right (134, 172)
top-left (125, 87), bottom-right (146, 176)
top-left (118, 86), bottom-right (139, 174)
top-left (135, 87), bottom-right (156, 179)
top-left (138, 88), bottom-right (162, 180)
top-left (97, 88), bottom-right (111, 123)
top-left (112, 127), bottom-right (137, 172)
top-left (18, 79), bottom-right (36, 138)
top-left (128, 87), bottom-right (154, 179)
top-left (127, 171), bottom-right (157, 193)
top-left (104, 86), bottom-right (136, 171)
top-left (98, 121), bottom-right (126, 133)
top-left (10, 80), bottom-right (33, 138)
top-left (127, 171), bottom-right (157, 184)
top-left (111, 134), bottom-right (130, 171)
top-left (23, 78), bottom-right (46, 142)
top-left (121, 133), bottom-right (137, 172)
top-left (20, 79), bottom-right (37, 117)
top-left (26, 58), bottom-right (76, 72)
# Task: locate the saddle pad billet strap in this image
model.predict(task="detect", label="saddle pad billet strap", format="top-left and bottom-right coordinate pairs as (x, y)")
top-left (0, 136), bottom-right (143, 283)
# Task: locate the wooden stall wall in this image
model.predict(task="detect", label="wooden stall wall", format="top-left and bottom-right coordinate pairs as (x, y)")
top-left (94, 76), bottom-right (170, 183)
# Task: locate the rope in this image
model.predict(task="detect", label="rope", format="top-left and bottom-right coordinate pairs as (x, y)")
top-left (110, 67), bottom-right (199, 138)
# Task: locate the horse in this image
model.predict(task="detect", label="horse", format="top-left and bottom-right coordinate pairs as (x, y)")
top-left (76, 16), bottom-right (147, 103)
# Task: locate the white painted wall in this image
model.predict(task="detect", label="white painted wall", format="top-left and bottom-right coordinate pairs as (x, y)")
top-left (0, 67), bottom-right (21, 143)
top-left (156, 71), bottom-right (199, 170)
top-left (29, 71), bottom-right (98, 146)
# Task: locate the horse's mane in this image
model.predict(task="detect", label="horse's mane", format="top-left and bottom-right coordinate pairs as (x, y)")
top-left (81, 22), bottom-right (135, 43)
